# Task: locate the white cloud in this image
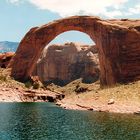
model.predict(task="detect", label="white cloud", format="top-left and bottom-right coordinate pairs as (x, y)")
top-left (128, 4), bottom-right (140, 15)
top-left (8, 0), bottom-right (133, 18)
top-left (28, 0), bottom-right (128, 18)
top-left (104, 10), bottom-right (123, 18)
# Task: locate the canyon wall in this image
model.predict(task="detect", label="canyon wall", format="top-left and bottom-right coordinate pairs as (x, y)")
top-left (33, 42), bottom-right (99, 85)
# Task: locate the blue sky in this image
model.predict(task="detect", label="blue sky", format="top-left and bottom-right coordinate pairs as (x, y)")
top-left (0, 0), bottom-right (140, 44)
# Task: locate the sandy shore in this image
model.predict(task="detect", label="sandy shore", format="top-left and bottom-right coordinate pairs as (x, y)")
top-left (56, 94), bottom-right (140, 114)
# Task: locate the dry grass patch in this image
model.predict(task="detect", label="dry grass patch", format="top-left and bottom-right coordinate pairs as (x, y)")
top-left (0, 68), bottom-right (25, 89)
top-left (49, 78), bottom-right (140, 104)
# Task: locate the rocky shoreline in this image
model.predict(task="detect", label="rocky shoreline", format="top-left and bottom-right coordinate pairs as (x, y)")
top-left (0, 85), bottom-right (140, 115)
top-left (0, 85), bottom-right (65, 103)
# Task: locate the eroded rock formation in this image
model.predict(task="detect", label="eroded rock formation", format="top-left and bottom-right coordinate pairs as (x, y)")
top-left (9, 16), bottom-right (140, 86)
top-left (33, 42), bottom-right (99, 85)
top-left (0, 52), bottom-right (15, 68)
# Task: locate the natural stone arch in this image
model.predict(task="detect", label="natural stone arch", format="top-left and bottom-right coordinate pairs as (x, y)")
top-left (9, 16), bottom-right (140, 86)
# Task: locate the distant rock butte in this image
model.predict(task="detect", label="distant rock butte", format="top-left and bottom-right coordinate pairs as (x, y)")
top-left (0, 41), bottom-right (19, 53)
top-left (9, 16), bottom-right (140, 86)
top-left (33, 42), bottom-right (99, 85)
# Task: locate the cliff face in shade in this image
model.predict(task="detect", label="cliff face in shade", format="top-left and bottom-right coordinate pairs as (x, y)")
top-left (33, 42), bottom-right (99, 85)
top-left (0, 52), bottom-right (15, 68)
top-left (9, 16), bottom-right (140, 86)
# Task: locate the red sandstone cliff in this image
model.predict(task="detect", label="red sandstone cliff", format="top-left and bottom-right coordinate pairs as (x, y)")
top-left (33, 42), bottom-right (99, 85)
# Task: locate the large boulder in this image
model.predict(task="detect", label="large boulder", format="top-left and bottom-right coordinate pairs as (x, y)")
top-left (33, 42), bottom-right (99, 85)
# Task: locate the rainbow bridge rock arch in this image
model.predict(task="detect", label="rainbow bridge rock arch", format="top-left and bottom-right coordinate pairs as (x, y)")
top-left (9, 16), bottom-right (140, 86)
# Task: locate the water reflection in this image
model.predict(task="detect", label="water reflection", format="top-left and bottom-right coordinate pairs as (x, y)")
top-left (0, 103), bottom-right (139, 140)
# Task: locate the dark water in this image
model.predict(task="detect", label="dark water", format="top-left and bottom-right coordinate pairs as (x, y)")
top-left (0, 103), bottom-right (140, 140)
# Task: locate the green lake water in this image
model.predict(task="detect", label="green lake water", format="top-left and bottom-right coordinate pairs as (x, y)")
top-left (0, 102), bottom-right (139, 140)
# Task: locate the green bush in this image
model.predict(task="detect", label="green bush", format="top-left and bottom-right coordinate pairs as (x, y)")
top-left (25, 81), bottom-right (32, 88)
top-left (33, 82), bottom-right (40, 89)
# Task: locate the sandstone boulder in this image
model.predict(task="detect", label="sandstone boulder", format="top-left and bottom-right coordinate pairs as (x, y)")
top-left (108, 99), bottom-right (115, 105)
top-left (33, 42), bottom-right (99, 85)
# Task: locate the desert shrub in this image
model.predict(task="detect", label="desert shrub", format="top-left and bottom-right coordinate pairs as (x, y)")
top-left (75, 84), bottom-right (88, 93)
top-left (0, 75), bottom-right (8, 82)
top-left (33, 82), bottom-right (40, 89)
top-left (25, 81), bottom-right (32, 88)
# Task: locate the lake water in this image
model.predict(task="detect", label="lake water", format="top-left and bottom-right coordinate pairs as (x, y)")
top-left (0, 103), bottom-right (139, 140)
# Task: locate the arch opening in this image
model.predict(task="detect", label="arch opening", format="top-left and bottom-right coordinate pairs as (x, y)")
top-left (32, 31), bottom-right (100, 86)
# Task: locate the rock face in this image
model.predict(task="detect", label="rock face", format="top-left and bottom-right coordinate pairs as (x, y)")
top-left (33, 42), bottom-right (99, 85)
top-left (0, 52), bottom-right (15, 68)
top-left (9, 16), bottom-right (140, 86)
